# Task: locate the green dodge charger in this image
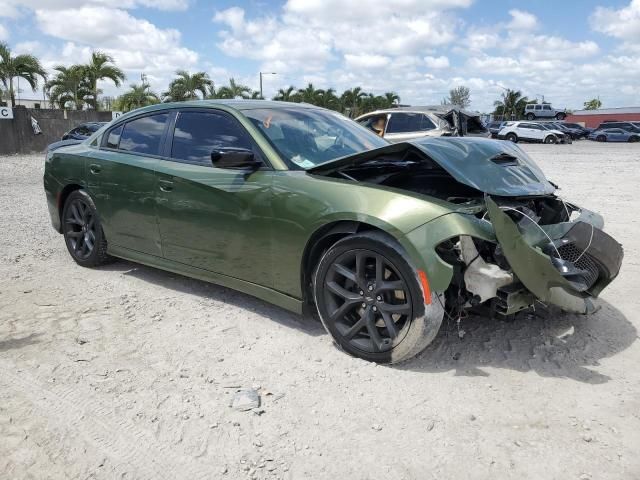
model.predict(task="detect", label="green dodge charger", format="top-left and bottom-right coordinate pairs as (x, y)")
top-left (44, 100), bottom-right (623, 364)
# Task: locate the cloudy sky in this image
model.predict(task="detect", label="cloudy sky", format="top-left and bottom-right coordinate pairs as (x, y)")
top-left (0, 0), bottom-right (639, 111)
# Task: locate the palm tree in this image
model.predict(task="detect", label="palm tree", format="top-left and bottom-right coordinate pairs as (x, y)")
top-left (297, 83), bottom-right (324, 105)
top-left (340, 87), bottom-right (367, 117)
top-left (45, 65), bottom-right (90, 110)
top-left (383, 92), bottom-right (400, 107)
top-left (83, 51), bottom-right (125, 110)
top-left (0, 42), bottom-right (47, 107)
top-left (118, 83), bottom-right (159, 111)
top-left (216, 78), bottom-right (252, 99)
top-left (316, 87), bottom-right (340, 110)
top-left (273, 86), bottom-right (299, 102)
top-left (164, 70), bottom-right (212, 102)
top-left (494, 89), bottom-right (528, 120)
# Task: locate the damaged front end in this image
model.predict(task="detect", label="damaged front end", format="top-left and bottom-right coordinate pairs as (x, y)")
top-left (309, 137), bottom-right (623, 317)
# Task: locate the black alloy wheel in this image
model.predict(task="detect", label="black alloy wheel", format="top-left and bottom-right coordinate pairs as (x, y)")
top-left (597, 135), bottom-right (606, 142)
top-left (314, 232), bottom-right (444, 364)
top-left (62, 190), bottom-right (111, 267)
top-left (321, 249), bottom-right (413, 354)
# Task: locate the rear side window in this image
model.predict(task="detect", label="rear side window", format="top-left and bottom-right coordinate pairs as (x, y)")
top-left (171, 111), bottom-right (253, 165)
top-left (386, 113), bottom-right (435, 133)
top-left (118, 113), bottom-right (169, 155)
top-left (543, 105), bottom-right (551, 110)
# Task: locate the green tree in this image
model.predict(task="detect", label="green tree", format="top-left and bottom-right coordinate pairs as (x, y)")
top-left (0, 42), bottom-right (47, 107)
top-left (273, 86), bottom-right (299, 102)
top-left (583, 98), bottom-right (602, 110)
top-left (340, 87), bottom-right (367, 117)
top-left (443, 85), bottom-right (471, 108)
top-left (83, 51), bottom-right (125, 110)
top-left (383, 91), bottom-right (400, 107)
top-left (118, 83), bottom-right (159, 111)
top-left (163, 70), bottom-right (212, 101)
top-left (216, 78), bottom-right (252, 99)
top-left (45, 65), bottom-right (90, 110)
top-left (297, 83), bottom-right (324, 104)
top-left (493, 89), bottom-right (529, 120)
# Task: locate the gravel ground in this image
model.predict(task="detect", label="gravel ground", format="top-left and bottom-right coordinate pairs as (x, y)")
top-left (1, 141), bottom-right (639, 480)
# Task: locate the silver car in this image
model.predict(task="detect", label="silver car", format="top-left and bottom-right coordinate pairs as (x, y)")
top-left (355, 106), bottom-right (489, 143)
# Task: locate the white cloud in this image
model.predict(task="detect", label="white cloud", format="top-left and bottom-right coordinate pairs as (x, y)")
top-left (0, 23), bottom-right (7, 41)
top-left (508, 9), bottom-right (538, 31)
top-left (424, 55), bottom-right (450, 69)
top-left (590, 0), bottom-right (640, 41)
top-left (1, 0), bottom-right (188, 13)
top-left (344, 54), bottom-right (391, 69)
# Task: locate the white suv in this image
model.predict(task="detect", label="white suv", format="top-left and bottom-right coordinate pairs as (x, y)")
top-left (497, 121), bottom-right (566, 144)
top-left (524, 103), bottom-right (566, 120)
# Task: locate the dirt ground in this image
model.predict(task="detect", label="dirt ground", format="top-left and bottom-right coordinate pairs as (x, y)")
top-left (1, 141), bottom-right (639, 480)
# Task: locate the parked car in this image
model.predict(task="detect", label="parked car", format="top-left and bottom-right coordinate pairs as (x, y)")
top-left (560, 122), bottom-right (593, 138)
top-left (545, 122), bottom-right (583, 140)
top-left (524, 103), bottom-right (566, 121)
top-left (538, 123), bottom-right (573, 143)
top-left (594, 121), bottom-right (640, 133)
top-left (355, 106), bottom-right (488, 142)
top-left (497, 121), bottom-right (567, 143)
top-left (486, 121), bottom-right (506, 138)
top-left (44, 100), bottom-right (623, 364)
top-left (61, 122), bottom-right (107, 140)
top-left (588, 128), bottom-right (640, 142)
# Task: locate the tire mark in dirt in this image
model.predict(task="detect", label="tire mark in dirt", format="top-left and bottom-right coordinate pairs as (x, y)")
top-left (0, 360), bottom-right (211, 480)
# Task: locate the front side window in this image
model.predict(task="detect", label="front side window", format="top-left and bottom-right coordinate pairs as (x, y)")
top-left (106, 125), bottom-right (123, 149)
top-left (243, 107), bottom-right (387, 169)
top-left (543, 105), bottom-right (552, 110)
top-left (118, 113), bottom-right (169, 155)
top-left (171, 111), bottom-right (254, 165)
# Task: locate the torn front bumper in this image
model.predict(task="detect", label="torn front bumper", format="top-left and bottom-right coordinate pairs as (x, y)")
top-left (486, 197), bottom-right (623, 314)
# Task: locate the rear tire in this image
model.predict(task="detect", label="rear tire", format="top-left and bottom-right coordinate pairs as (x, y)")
top-left (556, 113), bottom-right (566, 120)
top-left (526, 113), bottom-right (535, 120)
top-left (62, 190), bottom-right (111, 268)
top-left (313, 231), bottom-right (444, 364)
top-left (629, 136), bottom-right (639, 143)
top-left (506, 133), bottom-right (518, 143)
top-left (544, 135), bottom-right (557, 144)
top-left (597, 135), bottom-right (606, 142)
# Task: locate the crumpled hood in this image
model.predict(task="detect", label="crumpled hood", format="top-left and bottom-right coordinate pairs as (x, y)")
top-left (309, 137), bottom-right (556, 197)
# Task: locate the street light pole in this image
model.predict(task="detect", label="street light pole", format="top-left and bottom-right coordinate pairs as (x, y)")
top-left (259, 72), bottom-right (277, 99)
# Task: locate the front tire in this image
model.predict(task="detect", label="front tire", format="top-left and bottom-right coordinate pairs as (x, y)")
top-left (62, 190), bottom-right (111, 267)
top-left (597, 135), bottom-right (606, 142)
top-left (506, 133), bottom-right (518, 143)
top-left (628, 136), bottom-right (639, 143)
top-left (556, 113), bottom-right (566, 120)
top-left (313, 231), bottom-right (444, 364)
top-left (545, 135), bottom-right (557, 144)
top-left (526, 113), bottom-right (535, 120)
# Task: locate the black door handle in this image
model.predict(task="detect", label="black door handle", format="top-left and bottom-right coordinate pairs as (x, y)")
top-left (89, 164), bottom-right (101, 174)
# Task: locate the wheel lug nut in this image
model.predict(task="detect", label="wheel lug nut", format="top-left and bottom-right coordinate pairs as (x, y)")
top-left (359, 290), bottom-right (364, 296)
top-left (361, 303), bottom-right (366, 308)
top-left (372, 306), bottom-right (377, 312)
top-left (368, 285), bottom-right (374, 291)
top-left (376, 295), bottom-right (382, 301)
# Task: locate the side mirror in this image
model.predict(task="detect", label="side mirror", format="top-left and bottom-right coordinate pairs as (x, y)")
top-left (211, 148), bottom-right (262, 170)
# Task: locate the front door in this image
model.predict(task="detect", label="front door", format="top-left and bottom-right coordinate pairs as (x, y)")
top-left (155, 109), bottom-right (274, 287)
top-left (88, 112), bottom-right (169, 256)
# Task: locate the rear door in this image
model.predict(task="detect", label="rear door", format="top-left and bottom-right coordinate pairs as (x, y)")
top-left (384, 112), bottom-right (438, 142)
top-left (87, 112), bottom-right (169, 256)
top-left (154, 109), bottom-right (274, 285)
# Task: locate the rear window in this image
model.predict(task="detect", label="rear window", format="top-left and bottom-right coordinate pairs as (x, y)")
top-left (118, 113), bottom-right (169, 155)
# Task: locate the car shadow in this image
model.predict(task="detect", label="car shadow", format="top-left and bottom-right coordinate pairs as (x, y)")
top-left (398, 300), bottom-right (636, 384)
top-left (98, 261), bottom-right (635, 384)
top-left (0, 333), bottom-right (42, 353)
top-left (98, 260), bottom-right (325, 337)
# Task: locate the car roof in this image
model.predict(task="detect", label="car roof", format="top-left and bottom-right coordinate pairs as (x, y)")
top-left (357, 105), bottom-right (479, 117)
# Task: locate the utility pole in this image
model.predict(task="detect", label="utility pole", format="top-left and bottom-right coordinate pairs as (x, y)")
top-left (259, 72), bottom-right (276, 99)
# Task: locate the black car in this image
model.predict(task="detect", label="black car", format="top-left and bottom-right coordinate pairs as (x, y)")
top-left (562, 122), bottom-right (593, 137)
top-left (595, 121), bottom-right (640, 133)
top-left (61, 122), bottom-right (107, 140)
top-left (548, 122), bottom-right (585, 140)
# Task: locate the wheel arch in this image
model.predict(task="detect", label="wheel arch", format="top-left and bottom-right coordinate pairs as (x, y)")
top-left (56, 183), bottom-right (84, 233)
top-left (300, 220), bottom-right (395, 309)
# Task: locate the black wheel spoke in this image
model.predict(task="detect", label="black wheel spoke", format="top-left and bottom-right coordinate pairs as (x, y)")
top-left (355, 252), bottom-right (366, 288)
top-left (377, 280), bottom-right (404, 291)
top-left (380, 311), bottom-right (399, 339)
top-left (332, 263), bottom-right (357, 284)
top-left (379, 302), bottom-right (411, 314)
top-left (365, 309), bottom-right (384, 352)
top-left (65, 216), bottom-right (83, 226)
top-left (329, 300), bottom-right (359, 322)
top-left (326, 281), bottom-right (360, 302)
top-left (375, 255), bottom-right (384, 283)
top-left (71, 204), bottom-right (82, 224)
top-left (344, 310), bottom-right (369, 340)
top-left (66, 230), bottom-right (82, 238)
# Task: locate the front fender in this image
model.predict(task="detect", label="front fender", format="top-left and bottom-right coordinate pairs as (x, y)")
top-left (401, 212), bottom-right (495, 292)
